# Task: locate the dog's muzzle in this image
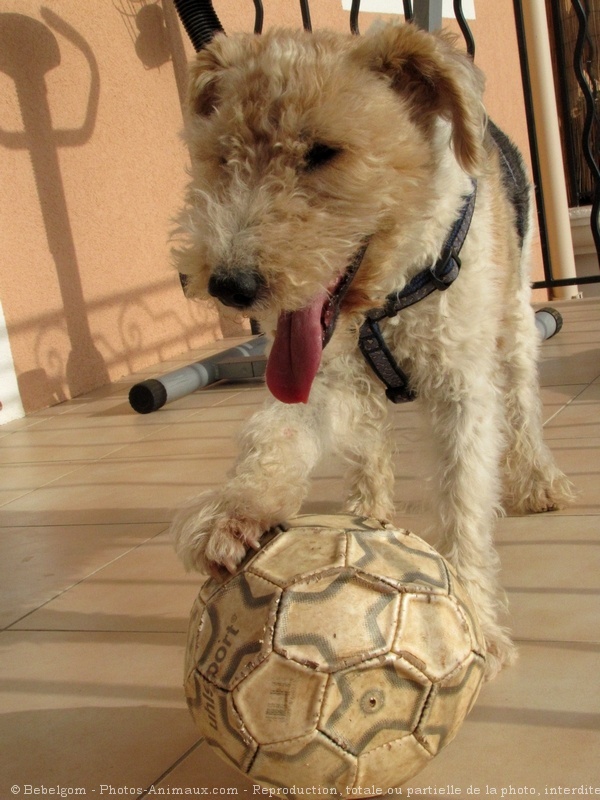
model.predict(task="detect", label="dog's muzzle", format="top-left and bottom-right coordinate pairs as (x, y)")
top-left (208, 269), bottom-right (265, 310)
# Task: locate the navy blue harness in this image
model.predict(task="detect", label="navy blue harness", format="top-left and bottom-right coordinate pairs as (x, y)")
top-left (358, 180), bottom-right (477, 403)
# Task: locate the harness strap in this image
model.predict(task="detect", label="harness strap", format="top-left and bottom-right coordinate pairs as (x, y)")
top-left (358, 180), bottom-right (477, 403)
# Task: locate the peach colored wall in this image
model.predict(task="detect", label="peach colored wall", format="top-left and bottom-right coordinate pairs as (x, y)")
top-left (0, 1), bottom-right (544, 417)
top-left (0, 1), bottom-right (221, 414)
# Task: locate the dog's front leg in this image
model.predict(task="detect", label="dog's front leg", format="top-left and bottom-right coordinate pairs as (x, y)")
top-left (423, 377), bottom-right (517, 680)
top-left (172, 392), bottom-right (328, 575)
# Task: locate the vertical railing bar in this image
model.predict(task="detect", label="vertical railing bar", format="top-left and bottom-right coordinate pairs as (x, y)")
top-left (548, 1), bottom-right (580, 205)
top-left (403, 1), bottom-right (414, 22)
top-left (571, 0), bottom-right (600, 261)
top-left (299, 0), bottom-right (312, 31)
top-left (453, 0), bottom-right (475, 57)
top-left (253, 0), bottom-right (264, 33)
top-left (512, 0), bottom-right (553, 283)
top-left (350, 0), bottom-right (361, 34)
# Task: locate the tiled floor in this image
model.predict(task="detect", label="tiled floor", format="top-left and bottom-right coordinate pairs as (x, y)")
top-left (1, 299), bottom-right (599, 798)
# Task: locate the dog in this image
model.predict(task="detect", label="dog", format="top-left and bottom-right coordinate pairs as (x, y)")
top-left (170, 23), bottom-right (575, 680)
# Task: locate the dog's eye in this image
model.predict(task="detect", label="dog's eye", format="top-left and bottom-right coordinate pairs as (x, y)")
top-left (304, 142), bottom-right (341, 171)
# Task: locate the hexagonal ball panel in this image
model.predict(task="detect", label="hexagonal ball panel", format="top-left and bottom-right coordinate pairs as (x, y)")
top-left (353, 732), bottom-right (433, 791)
top-left (233, 652), bottom-right (328, 744)
top-left (393, 593), bottom-right (473, 681)
top-left (319, 655), bottom-right (430, 755)
top-left (274, 569), bottom-right (399, 671)
top-left (249, 526), bottom-right (346, 587)
top-left (185, 670), bottom-right (256, 773)
top-left (345, 528), bottom-right (450, 594)
top-left (194, 571), bottom-right (281, 690)
top-left (249, 730), bottom-right (356, 794)
top-left (416, 652), bottom-right (486, 755)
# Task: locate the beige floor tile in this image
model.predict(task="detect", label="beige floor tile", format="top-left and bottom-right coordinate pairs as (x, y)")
top-left (0, 630), bottom-right (198, 793)
top-left (0, 455), bottom-right (232, 527)
top-left (539, 344), bottom-right (600, 387)
top-left (495, 515), bottom-right (600, 642)
top-left (0, 415), bottom-right (47, 435)
top-left (541, 441), bottom-right (600, 516)
top-left (544, 382), bottom-right (600, 439)
top-left (108, 400), bottom-right (260, 461)
top-left (402, 642), bottom-right (600, 792)
top-left (108, 423), bottom-right (241, 460)
top-left (0, 422), bottom-right (152, 465)
top-left (12, 531), bottom-right (201, 633)
top-left (0, 461), bottom-right (86, 508)
top-left (0, 522), bottom-right (166, 629)
top-left (541, 384), bottom-right (589, 425)
top-left (152, 740), bottom-right (255, 793)
top-left (495, 510), bottom-right (598, 542)
top-left (31, 398), bottom-right (203, 426)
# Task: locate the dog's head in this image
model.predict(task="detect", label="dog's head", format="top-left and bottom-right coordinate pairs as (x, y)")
top-left (174, 24), bottom-right (485, 402)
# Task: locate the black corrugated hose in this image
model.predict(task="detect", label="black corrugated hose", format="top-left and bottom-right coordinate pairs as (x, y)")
top-left (172, 0), bottom-right (224, 51)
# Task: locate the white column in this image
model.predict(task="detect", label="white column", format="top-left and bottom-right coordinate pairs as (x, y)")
top-left (521, 1), bottom-right (579, 299)
top-left (0, 298), bottom-right (25, 425)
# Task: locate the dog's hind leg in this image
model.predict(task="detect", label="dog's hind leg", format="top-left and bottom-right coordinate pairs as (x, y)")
top-left (500, 289), bottom-right (576, 514)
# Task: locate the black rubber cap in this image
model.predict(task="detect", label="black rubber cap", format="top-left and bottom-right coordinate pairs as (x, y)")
top-left (129, 379), bottom-right (168, 414)
top-left (538, 306), bottom-right (564, 339)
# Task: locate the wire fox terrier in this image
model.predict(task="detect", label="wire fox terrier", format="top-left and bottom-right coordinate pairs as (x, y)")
top-left (171, 23), bottom-right (575, 679)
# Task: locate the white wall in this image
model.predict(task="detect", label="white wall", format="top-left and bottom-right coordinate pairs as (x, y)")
top-left (0, 298), bottom-right (25, 425)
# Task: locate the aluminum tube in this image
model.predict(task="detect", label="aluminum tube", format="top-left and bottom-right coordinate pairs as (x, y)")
top-left (129, 336), bottom-right (268, 414)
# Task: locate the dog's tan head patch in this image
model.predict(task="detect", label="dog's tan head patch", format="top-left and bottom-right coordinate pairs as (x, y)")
top-left (352, 25), bottom-right (486, 175)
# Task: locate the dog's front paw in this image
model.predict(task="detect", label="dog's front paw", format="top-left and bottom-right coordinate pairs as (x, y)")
top-left (171, 491), bottom-right (269, 576)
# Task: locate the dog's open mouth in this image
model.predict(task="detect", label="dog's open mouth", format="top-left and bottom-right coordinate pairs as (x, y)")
top-left (265, 241), bottom-right (369, 404)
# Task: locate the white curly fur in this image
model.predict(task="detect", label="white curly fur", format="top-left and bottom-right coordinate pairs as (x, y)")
top-left (170, 24), bottom-right (575, 681)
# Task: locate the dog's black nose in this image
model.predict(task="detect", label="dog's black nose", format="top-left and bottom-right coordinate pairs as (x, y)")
top-left (207, 270), bottom-right (265, 309)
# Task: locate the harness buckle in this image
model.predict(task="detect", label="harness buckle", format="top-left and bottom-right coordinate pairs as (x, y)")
top-left (385, 385), bottom-right (417, 404)
top-left (429, 249), bottom-right (461, 291)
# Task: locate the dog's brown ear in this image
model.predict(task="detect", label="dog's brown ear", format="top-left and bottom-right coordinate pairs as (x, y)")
top-left (353, 24), bottom-right (486, 174)
top-left (187, 36), bottom-right (228, 117)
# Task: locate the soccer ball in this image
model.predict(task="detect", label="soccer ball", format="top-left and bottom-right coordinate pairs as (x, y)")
top-left (184, 515), bottom-right (486, 795)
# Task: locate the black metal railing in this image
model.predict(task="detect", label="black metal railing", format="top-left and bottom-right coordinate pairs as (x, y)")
top-left (548, 0), bottom-right (600, 268)
top-left (517, 0), bottom-right (600, 290)
top-left (172, 0), bottom-right (600, 293)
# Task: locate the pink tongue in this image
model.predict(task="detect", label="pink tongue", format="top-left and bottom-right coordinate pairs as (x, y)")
top-left (265, 292), bottom-right (326, 404)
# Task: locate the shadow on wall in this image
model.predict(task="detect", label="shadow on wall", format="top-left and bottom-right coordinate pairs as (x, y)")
top-left (115, 0), bottom-right (173, 71)
top-left (0, 6), bottom-right (222, 414)
top-left (0, 6), bottom-right (236, 413)
top-left (0, 9), bottom-right (109, 408)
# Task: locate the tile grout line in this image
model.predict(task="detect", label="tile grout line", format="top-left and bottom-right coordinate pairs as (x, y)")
top-left (0, 389), bottom-right (255, 515)
top-left (542, 382), bottom-right (597, 428)
top-left (2, 526), bottom-right (170, 631)
top-left (1, 627), bottom-right (188, 635)
top-left (139, 739), bottom-right (205, 798)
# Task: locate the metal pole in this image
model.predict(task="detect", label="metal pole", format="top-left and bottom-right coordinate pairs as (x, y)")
top-left (413, 0), bottom-right (443, 31)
